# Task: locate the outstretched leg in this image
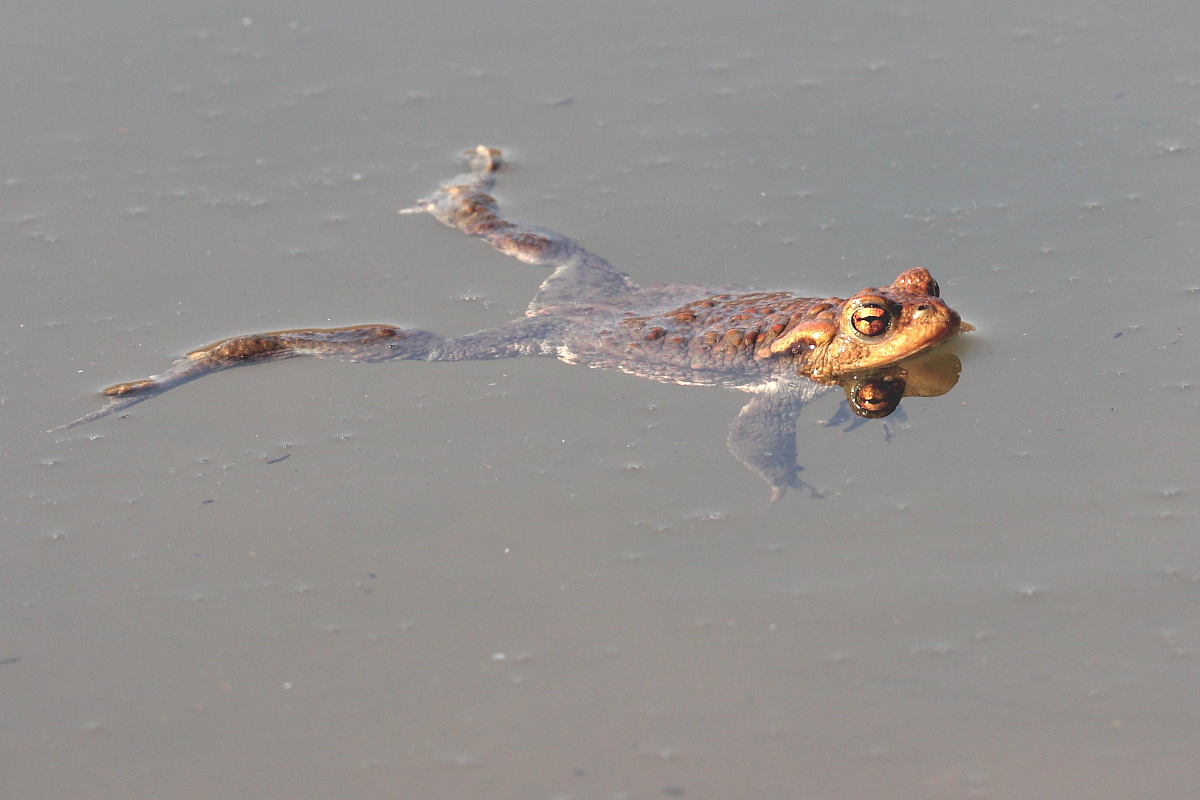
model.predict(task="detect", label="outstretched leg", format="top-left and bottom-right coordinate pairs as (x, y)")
top-left (401, 146), bottom-right (640, 311)
top-left (50, 325), bottom-right (441, 431)
top-left (51, 313), bottom-right (564, 432)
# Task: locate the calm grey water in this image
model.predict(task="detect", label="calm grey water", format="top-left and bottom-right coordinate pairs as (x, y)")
top-left (5, 1), bottom-right (1200, 798)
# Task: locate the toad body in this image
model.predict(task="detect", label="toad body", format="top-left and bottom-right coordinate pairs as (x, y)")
top-left (57, 147), bottom-right (971, 498)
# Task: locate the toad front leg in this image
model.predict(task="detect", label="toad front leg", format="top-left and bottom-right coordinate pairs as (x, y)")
top-left (727, 381), bottom-right (830, 501)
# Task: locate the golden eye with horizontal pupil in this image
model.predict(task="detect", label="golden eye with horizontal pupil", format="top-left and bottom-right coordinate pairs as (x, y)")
top-left (850, 304), bottom-right (889, 337)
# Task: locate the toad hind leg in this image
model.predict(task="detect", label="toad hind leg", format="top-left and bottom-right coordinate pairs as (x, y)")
top-left (402, 146), bottom-right (640, 310)
top-left (49, 325), bottom-right (441, 431)
top-left (50, 316), bottom-right (562, 432)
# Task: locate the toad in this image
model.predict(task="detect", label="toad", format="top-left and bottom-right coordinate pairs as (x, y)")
top-left (56, 147), bottom-right (971, 498)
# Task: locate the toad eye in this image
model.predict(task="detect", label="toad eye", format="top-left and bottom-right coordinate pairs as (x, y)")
top-left (850, 304), bottom-right (890, 337)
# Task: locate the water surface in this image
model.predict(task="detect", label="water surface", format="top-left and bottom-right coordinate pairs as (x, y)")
top-left (5, 1), bottom-right (1200, 798)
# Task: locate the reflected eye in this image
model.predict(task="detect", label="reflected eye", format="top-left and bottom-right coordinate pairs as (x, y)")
top-left (850, 304), bottom-right (890, 337)
top-left (847, 376), bottom-right (905, 418)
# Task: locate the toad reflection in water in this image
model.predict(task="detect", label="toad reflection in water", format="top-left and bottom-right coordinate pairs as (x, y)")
top-left (56, 147), bottom-right (972, 499)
